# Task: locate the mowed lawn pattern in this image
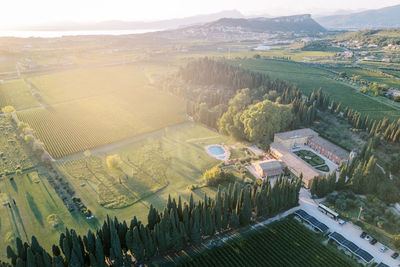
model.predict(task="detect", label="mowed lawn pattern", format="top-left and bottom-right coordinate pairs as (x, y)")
top-left (237, 58), bottom-right (400, 121)
top-left (0, 171), bottom-right (94, 259)
top-left (18, 66), bottom-right (186, 158)
top-left (176, 218), bottom-right (356, 267)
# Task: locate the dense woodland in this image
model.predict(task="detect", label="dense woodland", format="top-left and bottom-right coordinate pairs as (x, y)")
top-left (3, 179), bottom-right (301, 266)
top-left (162, 58), bottom-right (330, 145)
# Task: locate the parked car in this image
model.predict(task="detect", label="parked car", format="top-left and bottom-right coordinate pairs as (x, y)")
top-left (365, 235), bottom-right (372, 241)
top-left (338, 219), bottom-right (346, 225)
top-left (370, 238), bottom-right (378, 245)
top-left (360, 232), bottom-right (367, 238)
top-left (380, 246), bottom-right (388, 252)
top-left (392, 252), bottom-right (399, 259)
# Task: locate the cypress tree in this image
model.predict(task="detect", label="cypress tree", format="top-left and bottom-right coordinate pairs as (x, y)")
top-left (239, 189), bottom-right (252, 226)
top-left (228, 210), bottom-right (239, 229)
top-left (95, 237), bottom-right (106, 267)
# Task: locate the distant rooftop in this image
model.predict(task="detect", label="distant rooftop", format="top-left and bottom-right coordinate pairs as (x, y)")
top-left (254, 159), bottom-right (284, 170)
top-left (275, 128), bottom-right (318, 141)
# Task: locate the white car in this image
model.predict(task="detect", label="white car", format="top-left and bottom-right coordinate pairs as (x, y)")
top-left (338, 219), bottom-right (346, 225)
top-left (365, 235), bottom-right (372, 241)
top-left (380, 246), bottom-right (388, 252)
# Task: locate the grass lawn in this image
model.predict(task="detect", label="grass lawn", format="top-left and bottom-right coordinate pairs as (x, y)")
top-left (0, 170), bottom-right (94, 259)
top-left (57, 123), bottom-right (238, 228)
top-left (234, 58), bottom-right (400, 121)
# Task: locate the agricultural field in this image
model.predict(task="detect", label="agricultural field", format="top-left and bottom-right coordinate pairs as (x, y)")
top-left (0, 79), bottom-right (40, 110)
top-left (234, 58), bottom-right (400, 121)
top-left (57, 123), bottom-right (238, 224)
top-left (18, 65), bottom-right (186, 158)
top-left (172, 217), bottom-right (356, 267)
top-left (0, 117), bottom-right (36, 175)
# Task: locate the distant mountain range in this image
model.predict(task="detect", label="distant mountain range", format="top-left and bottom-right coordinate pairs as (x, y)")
top-left (10, 10), bottom-right (244, 31)
top-left (316, 4), bottom-right (400, 30)
top-left (203, 14), bottom-right (326, 33)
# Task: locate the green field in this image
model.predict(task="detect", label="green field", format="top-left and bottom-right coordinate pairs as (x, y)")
top-left (173, 217), bottom-right (356, 267)
top-left (235, 58), bottom-right (400, 121)
top-left (18, 65), bottom-right (186, 158)
top-left (0, 79), bottom-right (40, 110)
top-left (0, 170), bottom-right (95, 259)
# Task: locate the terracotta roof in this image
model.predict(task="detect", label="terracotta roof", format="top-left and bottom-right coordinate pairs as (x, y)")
top-left (274, 128), bottom-right (318, 141)
top-left (309, 136), bottom-right (349, 160)
top-left (253, 159), bottom-right (284, 171)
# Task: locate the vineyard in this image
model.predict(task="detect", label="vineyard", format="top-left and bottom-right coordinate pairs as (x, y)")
top-left (18, 86), bottom-right (185, 158)
top-left (28, 65), bottom-right (151, 104)
top-left (176, 218), bottom-right (356, 267)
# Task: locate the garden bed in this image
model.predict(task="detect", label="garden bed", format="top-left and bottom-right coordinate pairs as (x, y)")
top-left (293, 150), bottom-right (325, 167)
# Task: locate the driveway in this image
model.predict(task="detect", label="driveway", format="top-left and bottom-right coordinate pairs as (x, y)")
top-left (298, 188), bottom-right (399, 266)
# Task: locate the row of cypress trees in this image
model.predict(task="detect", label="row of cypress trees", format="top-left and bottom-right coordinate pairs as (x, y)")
top-left (5, 178), bottom-right (301, 266)
top-left (330, 99), bottom-right (400, 144)
top-left (309, 138), bottom-right (398, 202)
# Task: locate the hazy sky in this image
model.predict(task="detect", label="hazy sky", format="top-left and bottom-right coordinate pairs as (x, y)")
top-left (2, 0), bottom-right (400, 27)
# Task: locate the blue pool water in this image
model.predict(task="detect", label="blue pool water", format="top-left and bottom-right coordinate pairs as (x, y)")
top-left (208, 145), bottom-right (225, 156)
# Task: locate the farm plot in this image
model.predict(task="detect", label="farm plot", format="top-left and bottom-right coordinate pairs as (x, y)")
top-left (18, 85), bottom-right (186, 158)
top-left (28, 65), bottom-right (150, 104)
top-left (0, 117), bottom-right (35, 175)
top-left (235, 58), bottom-right (400, 121)
top-left (175, 218), bottom-right (356, 267)
top-left (0, 79), bottom-right (40, 110)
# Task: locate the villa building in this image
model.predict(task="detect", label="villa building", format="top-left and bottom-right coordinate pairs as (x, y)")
top-left (253, 159), bottom-right (285, 178)
top-left (270, 128), bottom-right (350, 188)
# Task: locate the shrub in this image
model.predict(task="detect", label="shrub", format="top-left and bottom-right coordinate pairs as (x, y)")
top-left (203, 167), bottom-right (233, 186)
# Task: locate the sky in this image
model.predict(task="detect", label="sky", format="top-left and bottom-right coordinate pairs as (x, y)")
top-left (2, 0), bottom-right (400, 27)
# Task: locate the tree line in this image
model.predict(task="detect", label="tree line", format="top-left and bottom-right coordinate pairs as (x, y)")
top-left (4, 178), bottom-right (301, 266)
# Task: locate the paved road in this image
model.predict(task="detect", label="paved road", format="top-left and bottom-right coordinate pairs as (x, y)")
top-left (298, 188), bottom-right (399, 266)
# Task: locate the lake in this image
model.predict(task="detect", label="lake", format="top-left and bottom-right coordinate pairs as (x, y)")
top-left (0, 29), bottom-right (162, 38)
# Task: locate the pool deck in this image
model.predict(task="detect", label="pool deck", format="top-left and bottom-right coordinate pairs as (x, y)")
top-left (205, 144), bottom-right (230, 161)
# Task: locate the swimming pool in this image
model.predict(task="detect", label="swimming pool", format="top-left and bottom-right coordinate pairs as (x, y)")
top-left (205, 145), bottom-right (229, 161)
